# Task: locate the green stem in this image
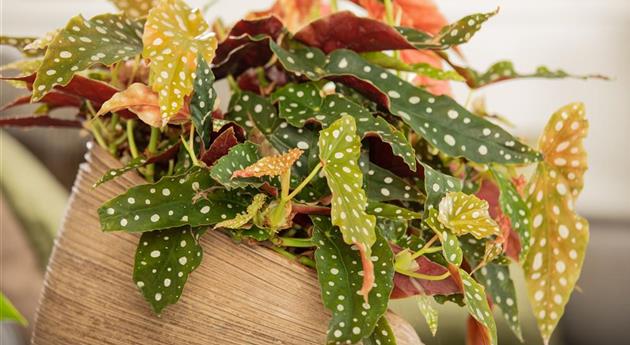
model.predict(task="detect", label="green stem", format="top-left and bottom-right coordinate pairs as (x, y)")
top-left (410, 234), bottom-right (439, 260)
top-left (285, 162), bottom-right (322, 201)
top-left (180, 125), bottom-right (200, 167)
top-left (298, 256), bottom-right (316, 269)
top-left (145, 127), bottom-right (160, 182)
top-left (271, 247), bottom-right (316, 269)
top-left (398, 269), bottom-right (452, 281)
top-left (108, 113), bottom-right (120, 132)
top-left (126, 119), bottom-right (139, 158)
top-left (384, 0), bottom-right (395, 26)
top-left (277, 237), bottom-right (315, 248)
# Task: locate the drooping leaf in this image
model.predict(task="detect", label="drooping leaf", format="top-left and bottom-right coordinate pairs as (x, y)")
top-left (32, 13), bottom-right (144, 100)
top-left (98, 168), bottom-right (248, 232)
top-left (232, 148), bottom-right (303, 178)
top-left (476, 264), bottom-right (523, 341)
top-left (214, 193), bottom-right (267, 229)
top-left (312, 216), bottom-right (394, 344)
top-left (417, 295), bottom-right (439, 336)
top-left (0, 35), bottom-right (43, 56)
top-left (459, 269), bottom-right (497, 345)
top-left (523, 103), bottom-right (590, 343)
top-left (0, 115), bottom-right (82, 128)
top-left (319, 116), bottom-right (376, 252)
top-left (133, 226), bottom-right (203, 314)
top-left (273, 82), bottom-right (416, 170)
top-left (362, 316), bottom-right (397, 345)
top-left (438, 192), bottom-right (501, 239)
top-left (0, 292), bottom-right (27, 325)
top-left (271, 42), bottom-right (541, 164)
top-left (143, 0), bottom-right (217, 121)
top-left (209, 142), bottom-right (262, 190)
top-left (425, 209), bottom-right (462, 266)
top-left (96, 83), bottom-right (189, 127)
top-left (445, 58), bottom-right (609, 89)
top-left (421, 162), bottom-right (462, 211)
top-left (491, 169), bottom-right (531, 261)
top-left (94, 143), bottom-right (180, 187)
top-left (109, 0), bottom-right (157, 17)
top-left (190, 54), bottom-right (216, 146)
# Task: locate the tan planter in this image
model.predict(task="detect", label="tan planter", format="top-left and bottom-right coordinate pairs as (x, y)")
top-left (31, 146), bottom-right (423, 345)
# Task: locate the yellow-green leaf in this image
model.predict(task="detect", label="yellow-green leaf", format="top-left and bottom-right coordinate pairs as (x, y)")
top-left (523, 103), bottom-right (589, 343)
top-left (143, 0), bottom-right (217, 122)
top-left (109, 0), bottom-right (157, 17)
top-left (437, 192), bottom-right (501, 239)
top-left (214, 193), bottom-right (267, 229)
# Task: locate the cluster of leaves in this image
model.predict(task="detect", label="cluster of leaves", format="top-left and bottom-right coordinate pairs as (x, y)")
top-left (0, 0), bottom-right (596, 344)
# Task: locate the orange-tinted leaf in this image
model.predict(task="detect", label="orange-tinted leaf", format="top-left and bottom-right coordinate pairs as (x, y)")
top-left (96, 83), bottom-right (189, 127)
top-left (523, 103), bottom-right (589, 343)
top-left (232, 148), bottom-right (303, 178)
top-left (143, 0), bottom-right (217, 122)
top-left (248, 0), bottom-right (327, 32)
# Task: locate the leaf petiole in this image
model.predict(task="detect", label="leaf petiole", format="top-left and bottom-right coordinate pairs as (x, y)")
top-left (397, 269), bottom-right (451, 281)
top-left (410, 234), bottom-right (439, 260)
top-left (145, 127), bottom-right (160, 182)
top-left (285, 162), bottom-right (322, 201)
top-left (275, 237), bottom-right (315, 248)
top-left (126, 119), bottom-right (139, 158)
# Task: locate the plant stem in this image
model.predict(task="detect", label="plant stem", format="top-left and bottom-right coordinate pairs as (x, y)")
top-left (271, 247), bottom-right (316, 269)
top-left (277, 237), bottom-right (315, 248)
top-left (126, 119), bottom-right (139, 158)
top-left (145, 127), bottom-right (160, 182)
top-left (384, 0), bottom-right (395, 26)
top-left (127, 55), bottom-right (141, 87)
top-left (298, 256), bottom-right (316, 269)
top-left (410, 234), bottom-right (439, 260)
top-left (399, 269), bottom-right (451, 281)
top-left (180, 125), bottom-right (200, 167)
top-left (285, 162), bottom-right (322, 201)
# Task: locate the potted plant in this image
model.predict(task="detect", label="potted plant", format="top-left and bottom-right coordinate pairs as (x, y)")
top-left (0, 0), bottom-right (601, 344)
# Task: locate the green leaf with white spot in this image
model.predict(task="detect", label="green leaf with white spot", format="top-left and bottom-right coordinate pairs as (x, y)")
top-left (273, 82), bottom-right (416, 170)
top-left (417, 295), bottom-right (439, 336)
top-left (361, 157), bottom-right (422, 203)
top-left (363, 316), bottom-right (397, 345)
top-left (271, 42), bottom-right (541, 164)
top-left (395, 10), bottom-right (497, 50)
top-left (460, 269), bottom-right (498, 345)
top-left (209, 142), bottom-right (262, 190)
top-left (133, 226), bottom-right (203, 314)
top-left (1, 36), bottom-right (44, 57)
top-left (228, 91), bottom-right (283, 137)
top-left (143, 0), bottom-right (217, 121)
top-left (94, 156), bottom-right (148, 187)
top-left (312, 216), bottom-right (394, 344)
top-left (438, 192), bottom-right (501, 239)
top-left (421, 162), bottom-right (462, 212)
top-left (491, 169), bottom-right (532, 261)
top-left (32, 13), bottom-right (144, 100)
top-left (190, 54), bottom-right (216, 147)
top-left (425, 209), bottom-right (462, 266)
top-left (214, 193), bottom-right (266, 229)
top-left (475, 263), bottom-right (523, 341)
top-left (360, 52), bottom-right (464, 82)
top-left (376, 218), bottom-right (407, 242)
top-left (98, 168), bottom-right (247, 232)
top-left (319, 115), bottom-right (376, 252)
top-left (367, 202), bottom-right (421, 220)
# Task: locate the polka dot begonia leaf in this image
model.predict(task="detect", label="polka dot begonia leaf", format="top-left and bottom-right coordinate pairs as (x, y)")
top-left (367, 202), bottom-right (422, 221)
top-left (491, 169), bottom-right (532, 262)
top-left (31, 13), bottom-right (144, 101)
top-left (98, 168), bottom-right (248, 232)
top-left (270, 42), bottom-right (542, 164)
top-left (232, 148), bottom-right (303, 178)
top-left (133, 226), bottom-right (204, 314)
top-left (362, 316), bottom-right (396, 345)
top-left (142, 0), bottom-right (217, 122)
top-left (227, 91), bottom-right (282, 137)
top-left (455, 60), bottom-right (607, 89)
top-left (416, 295), bottom-right (439, 336)
top-left (459, 269), bottom-right (498, 345)
top-left (23, 29), bottom-right (59, 52)
top-left (523, 103), bottom-right (590, 344)
top-left (396, 10), bottom-right (497, 50)
top-left (360, 156), bottom-right (422, 203)
top-left (209, 142), bottom-right (262, 190)
top-left (311, 216), bottom-right (394, 345)
top-left (425, 208), bottom-right (463, 266)
top-left (94, 156), bottom-right (148, 187)
top-left (190, 54), bottom-right (216, 147)
top-left (375, 218), bottom-right (408, 243)
top-left (318, 116), bottom-right (376, 253)
top-left (214, 193), bottom-right (267, 229)
top-left (0, 35), bottom-right (45, 57)
top-left (272, 82), bottom-right (416, 170)
top-left (360, 52), bottom-right (465, 82)
top-left (421, 162), bottom-right (462, 212)
top-left (109, 0), bottom-right (157, 18)
top-left (438, 192), bottom-right (501, 239)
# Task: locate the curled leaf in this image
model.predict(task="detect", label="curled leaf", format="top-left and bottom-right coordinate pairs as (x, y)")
top-left (232, 148), bottom-right (303, 178)
top-left (438, 192), bottom-right (501, 239)
top-left (214, 194), bottom-right (267, 229)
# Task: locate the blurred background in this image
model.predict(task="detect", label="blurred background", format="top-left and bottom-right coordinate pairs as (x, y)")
top-left (1, 0), bottom-right (628, 344)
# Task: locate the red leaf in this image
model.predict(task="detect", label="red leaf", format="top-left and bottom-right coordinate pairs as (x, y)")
top-left (0, 91), bottom-right (82, 113)
top-left (294, 11), bottom-right (413, 53)
top-left (467, 315), bottom-right (493, 345)
top-left (212, 16), bottom-right (284, 79)
top-left (201, 127), bottom-right (240, 166)
top-left (0, 115), bottom-right (82, 128)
